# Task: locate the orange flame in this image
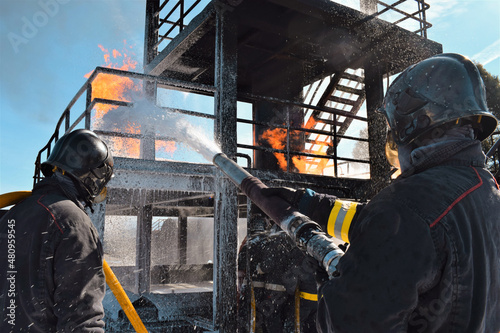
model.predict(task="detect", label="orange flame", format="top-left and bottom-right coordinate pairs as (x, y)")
top-left (84, 42), bottom-right (140, 119)
top-left (156, 141), bottom-right (177, 154)
top-left (86, 41), bottom-right (177, 158)
top-left (260, 116), bottom-right (330, 174)
top-left (261, 128), bottom-right (288, 170)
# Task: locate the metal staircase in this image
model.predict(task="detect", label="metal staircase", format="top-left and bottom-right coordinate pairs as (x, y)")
top-left (302, 68), bottom-right (366, 175)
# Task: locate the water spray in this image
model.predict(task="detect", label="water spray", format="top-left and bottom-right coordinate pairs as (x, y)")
top-left (213, 153), bottom-right (344, 277)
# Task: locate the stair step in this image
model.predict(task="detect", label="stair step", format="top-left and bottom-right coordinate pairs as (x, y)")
top-left (340, 72), bottom-right (364, 83)
top-left (313, 118), bottom-right (342, 126)
top-left (328, 95), bottom-right (358, 106)
top-left (335, 85), bottom-right (364, 96)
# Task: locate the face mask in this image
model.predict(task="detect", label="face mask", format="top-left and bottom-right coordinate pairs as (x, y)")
top-left (93, 186), bottom-right (107, 203)
top-left (385, 130), bottom-right (400, 170)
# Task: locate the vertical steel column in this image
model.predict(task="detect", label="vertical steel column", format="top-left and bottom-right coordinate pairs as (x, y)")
top-left (144, 0), bottom-right (160, 68)
top-left (138, 1), bottom-right (158, 295)
top-left (178, 215), bottom-right (188, 265)
top-left (213, 3), bottom-right (238, 332)
top-left (87, 202), bottom-right (106, 244)
top-left (136, 195), bottom-right (153, 294)
top-left (360, 0), bottom-right (378, 15)
top-left (140, 81), bottom-right (157, 161)
top-left (143, 0), bottom-right (158, 159)
top-left (85, 83), bottom-right (92, 130)
top-left (365, 62), bottom-right (391, 193)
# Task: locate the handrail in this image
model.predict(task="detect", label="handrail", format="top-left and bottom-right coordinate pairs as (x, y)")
top-left (33, 66), bottom-right (372, 185)
top-left (374, 0), bottom-right (431, 37)
top-left (33, 66), bottom-right (216, 187)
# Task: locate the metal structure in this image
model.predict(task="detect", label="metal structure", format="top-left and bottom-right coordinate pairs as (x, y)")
top-left (33, 0), bottom-right (442, 332)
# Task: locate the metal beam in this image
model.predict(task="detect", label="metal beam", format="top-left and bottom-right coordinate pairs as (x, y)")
top-left (87, 201), bottom-right (106, 243)
top-left (364, 62), bottom-right (392, 196)
top-left (178, 216), bottom-right (188, 265)
top-left (145, 3), bottom-right (216, 76)
top-left (144, 0), bottom-right (160, 67)
top-left (360, 0), bottom-right (378, 14)
top-left (213, 3), bottom-right (238, 332)
top-left (136, 198), bottom-right (153, 294)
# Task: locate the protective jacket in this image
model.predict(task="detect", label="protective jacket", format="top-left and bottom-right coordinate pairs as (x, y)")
top-left (0, 177), bottom-right (105, 332)
top-left (299, 141), bottom-right (500, 332)
top-left (238, 226), bottom-right (319, 333)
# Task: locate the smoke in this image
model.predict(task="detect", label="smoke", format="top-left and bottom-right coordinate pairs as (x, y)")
top-left (100, 92), bottom-right (221, 162)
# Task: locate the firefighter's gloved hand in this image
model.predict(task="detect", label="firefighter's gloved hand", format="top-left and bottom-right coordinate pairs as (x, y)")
top-left (303, 255), bottom-right (330, 288)
top-left (261, 187), bottom-right (305, 208)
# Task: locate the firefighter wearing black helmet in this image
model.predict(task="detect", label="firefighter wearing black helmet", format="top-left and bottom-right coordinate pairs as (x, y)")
top-left (0, 129), bottom-right (113, 332)
top-left (264, 54), bottom-right (500, 332)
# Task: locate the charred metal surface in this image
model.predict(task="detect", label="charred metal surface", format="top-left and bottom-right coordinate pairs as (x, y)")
top-left (145, 0), bottom-right (441, 90)
top-left (103, 290), bottom-right (213, 332)
top-left (146, 3), bottom-right (216, 79)
top-left (136, 200), bottom-right (153, 294)
top-left (178, 216), bottom-right (188, 264)
top-left (251, 168), bottom-right (369, 200)
top-left (364, 62), bottom-right (393, 195)
top-left (144, 0), bottom-right (160, 66)
top-left (213, 3), bottom-right (239, 332)
top-left (360, 0), bottom-right (378, 14)
top-left (106, 157), bottom-right (369, 216)
top-left (108, 157), bottom-right (216, 193)
top-left (151, 264), bottom-right (213, 284)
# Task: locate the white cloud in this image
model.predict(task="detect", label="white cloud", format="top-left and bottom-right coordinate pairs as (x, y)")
top-left (425, 0), bottom-right (467, 22)
top-left (472, 39), bottom-right (500, 66)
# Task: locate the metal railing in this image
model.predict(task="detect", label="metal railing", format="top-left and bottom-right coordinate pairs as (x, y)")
top-left (34, 66), bottom-right (370, 186)
top-left (373, 0), bottom-right (431, 37)
top-left (146, 0), bottom-right (432, 59)
top-left (33, 66), bottom-right (216, 187)
top-left (155, 0), bottom-right (203, 52)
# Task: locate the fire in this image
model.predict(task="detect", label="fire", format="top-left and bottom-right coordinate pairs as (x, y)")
top-left (113, 122), bottom-right (141, 159)
top-left (261, 120), bottom-right (329, 175)
top-left (260, 128), bottom-right (288, 170)
top-left (84, 42), bottom-right (140, 119)
top-left (86, 41), bottom-right (177, 158)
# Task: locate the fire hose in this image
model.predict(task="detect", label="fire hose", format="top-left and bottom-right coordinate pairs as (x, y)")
top-left (213, 153), bottom-right (344, 277)
top-left (0, 191), bottom-right (148, 333)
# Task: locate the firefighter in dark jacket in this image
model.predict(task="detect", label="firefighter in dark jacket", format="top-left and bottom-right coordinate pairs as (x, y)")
top-left (0, 129), bottom-right (114, 332)
top-left (237, 213), bottom-right (319, 333)
top-left (264, 54), bottom-right (500, 332)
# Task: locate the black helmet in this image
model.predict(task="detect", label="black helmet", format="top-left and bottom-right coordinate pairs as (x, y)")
top-left (379, 53), bottom-right (498, 145)
top-left (41, 129), bottom-right (114, 202)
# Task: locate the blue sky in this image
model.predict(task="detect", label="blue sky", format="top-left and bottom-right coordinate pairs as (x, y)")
top-left (1, 0), bottom-right (499, 193)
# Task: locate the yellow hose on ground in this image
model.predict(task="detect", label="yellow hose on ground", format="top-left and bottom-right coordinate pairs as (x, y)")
top-left (1, 191), bottom-right (148, 333)
top-left (103, 259), bottom-right (148, 333)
